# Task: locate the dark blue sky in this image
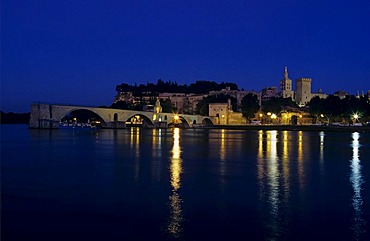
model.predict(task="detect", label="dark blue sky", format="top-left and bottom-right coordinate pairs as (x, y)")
top-left (1, 0), bottom-right (370, 112)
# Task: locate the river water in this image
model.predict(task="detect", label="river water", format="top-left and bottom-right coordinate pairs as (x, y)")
top-left (1, 125), bottom-right (370, 240)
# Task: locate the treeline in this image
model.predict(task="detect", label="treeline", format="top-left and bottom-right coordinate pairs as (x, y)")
top-left (0, 111), bottom-right (30, 124)
top-left (308, 95), bottom-right (370, 123)
top-left (115, 79), bottom-right (239, 94)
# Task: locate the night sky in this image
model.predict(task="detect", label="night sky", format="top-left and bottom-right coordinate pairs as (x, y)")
top-left (1, 0), bottom-right (370, 113)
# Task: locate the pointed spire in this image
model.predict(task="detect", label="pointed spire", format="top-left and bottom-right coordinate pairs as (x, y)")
top-left (284, 66), bottom-right (288, 79)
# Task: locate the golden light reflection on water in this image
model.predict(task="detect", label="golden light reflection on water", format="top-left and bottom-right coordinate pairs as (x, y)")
top-left (350, 132), bottom-right (366, 239)
top-left (171, 128), bottom-right (181, 190)
top-left (130, 127), bottom-right (140, 180)
top-left (319, 131), bottom-right (325, 175)
top-left (266, 130), bottom-right (280, 238)
top-left (167, 128), bottom-right (183, 238)
top-left (167, 192), bottom-right (182, 237)
top-left (257, 130), bottom-right (265, 200)
top-left (267, 131), bottom-right (279, 213)
top-left (152, 128), bottom-right (157, 148)
top-left (258, 130), bottom-right (263, 160)
top-left (297, 131), bottom-right (304, 190)
top-left (282, 131), bottom-right (290, 202)
top-left (220, 129), bottom-right (226, 162)
top-left (219, 129), bottom-right (226, 180)
top-left (151, 129), bottom-right (162, 181)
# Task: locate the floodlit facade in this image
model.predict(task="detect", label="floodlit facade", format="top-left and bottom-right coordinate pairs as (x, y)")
top-left (280, 66), bottom-right (294, 99)
top-left (209, 103), bottom-right (229, 125)
top-left (295, 78), bottom-right (312, 106)
top-left (261, 86), bottom-right (278, 101)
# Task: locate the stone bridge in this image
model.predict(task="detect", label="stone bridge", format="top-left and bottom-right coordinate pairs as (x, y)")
top-left (29, 103), bottom-right (216, 129)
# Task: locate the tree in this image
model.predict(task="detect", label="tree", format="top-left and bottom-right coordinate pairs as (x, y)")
top-left (111, 101), bottom-right (132, 110)
top-left (0, 111), bottom-right (30, 124)
top-left (307, 94), bottom-right (370, 124)
top-left (262, 97), bottom-right (298, 114)
top-left (188, 80), bottom-right (219, 94)
top-left (240, 93), bottom-right (260, 120)
top-left (160, 99), bottom-right (174, 113)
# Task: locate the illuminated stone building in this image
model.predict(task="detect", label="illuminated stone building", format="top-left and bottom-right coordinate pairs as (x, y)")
top-left (209, 87), bottom-right (261, 108)
top-left (261, 86), bottom-right (278, 101)
top-left (311, 88), bottom-right (327, 100)
top-left (209, 100), bottom-right (246, 125)
top-left (187, 94), bottom-right (207, 114)
top-left (280, 66), bottom-right (294, 99)
top-left (295, 78), bottom-right (312, 107)
top-left (209, 103), bottom-right (229, 125)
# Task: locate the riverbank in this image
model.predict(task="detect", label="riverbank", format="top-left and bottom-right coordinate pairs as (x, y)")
top-left (195, 124), bottom-right (370, 132)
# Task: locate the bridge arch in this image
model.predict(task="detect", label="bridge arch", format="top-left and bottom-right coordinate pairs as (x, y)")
top-left (168, 116), bottom-right (190, 128)
top-left (125, 114), bottom-right (154, 127)
top-left (58, 108), bottom-right (107, 127)
top-left (202, 117), bottom-right (213, 126)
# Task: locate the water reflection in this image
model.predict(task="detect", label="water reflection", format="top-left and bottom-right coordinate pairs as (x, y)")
top-left (297, 131), bottom-right (304, 190)
top-left (130, 127), bottom-right (141, 180)
top-left (319, 131), bottom-right (325, 175)
top-left (220, 129), bottom-right (226, 162)
top-left (350, 132), bottom-right (366, 240)
top-left (167, 128), bottom-right (183, 238)
top-left (151, 129), bottom-right (162, 181)
top-left (257, 130), bottom-right (265, 200)
top-left (220, 129), bottom-right (226, 179)
top-left (170, 128), bottom-right (181, 191)
top-left (258, 131), bottom-right (282, 238)
top-left (282, 131), bottom-right (290, 201)
top-left (266, 130), bottom-right (280, 238)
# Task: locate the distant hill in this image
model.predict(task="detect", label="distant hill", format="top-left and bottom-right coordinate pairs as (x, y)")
top-left (0, 111), bottom-right (30, 124)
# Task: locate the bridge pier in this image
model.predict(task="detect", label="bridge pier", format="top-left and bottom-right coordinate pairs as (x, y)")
top-left (106, 121), bottom-right (126, 129)
top-left (29, 103), bottom-right (58, 128)
top-left (154, 121), bottom-right (168, 128)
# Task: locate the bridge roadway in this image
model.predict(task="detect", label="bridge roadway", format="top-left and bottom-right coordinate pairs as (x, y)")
top-left (29, 103), bottom-right (216, 129)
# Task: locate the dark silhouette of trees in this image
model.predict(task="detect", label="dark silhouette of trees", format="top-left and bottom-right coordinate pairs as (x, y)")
top-left (308, 96), bottom-right (324, 118)
top-left (160, 99), bottom-right (174, 113)
top-left (115, 79), bottom-right (239, 95)
top-left (0, 111), bottom-right (30, 124)
top-left (111, 101), bottom-right (132, 110)
top-left (308, 95), bottom-right (370, 123)
top-left (262, 97), bottom-right (298, 114)
top-left (240, 93), bottom-right (260, 120)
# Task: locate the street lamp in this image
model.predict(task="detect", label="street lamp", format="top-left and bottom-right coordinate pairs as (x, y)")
top-left (174, 114), bottom-right (180, 124)
top-left (320, 114), bottom-right (329, 125)
top-left (271, 113), bottom-right (277, 124)
top-left (267, 112), bottom-right (272, 124)
top-left (352, 113), bottom-right (360, 124)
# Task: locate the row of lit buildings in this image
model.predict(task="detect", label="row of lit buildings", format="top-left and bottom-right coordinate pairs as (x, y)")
top-left (113, 66), bottom-right (337, 113)
top-left (114, 67), bottom-right (369, 125)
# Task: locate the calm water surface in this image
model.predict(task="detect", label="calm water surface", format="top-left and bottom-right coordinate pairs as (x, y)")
top-left (2, 125), bottom-right (370, 240)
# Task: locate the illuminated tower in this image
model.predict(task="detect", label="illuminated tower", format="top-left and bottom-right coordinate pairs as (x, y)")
top-left (280, 66), bottom-right (294, 99)
top-left (154, 98), bottom-right (162, 113)
top-left (295, 78), bottom-right (312, 106)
